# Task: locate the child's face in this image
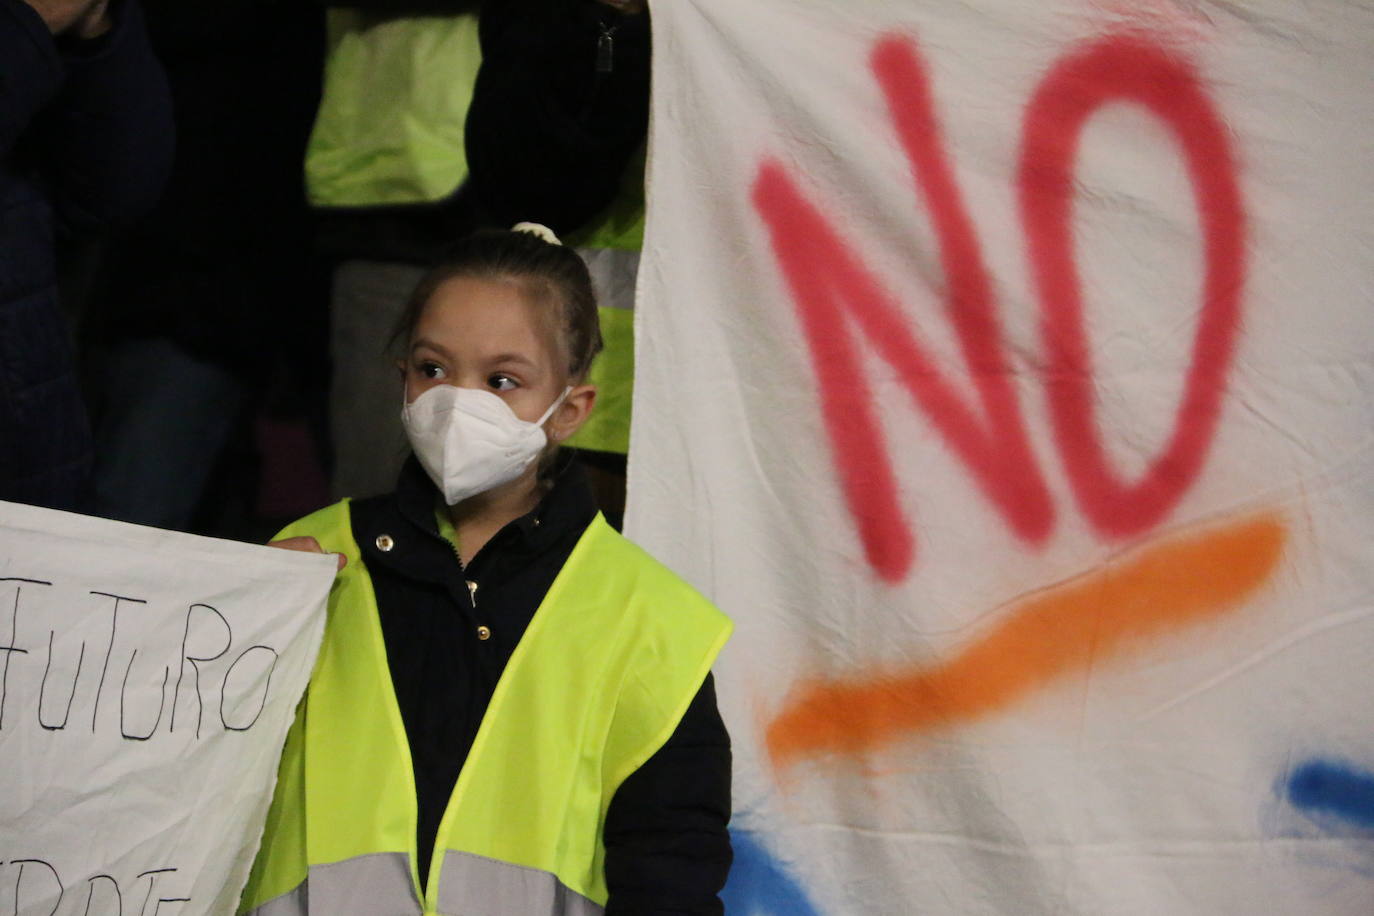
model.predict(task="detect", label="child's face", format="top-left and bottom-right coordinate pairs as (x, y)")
top-left (404, 275), bottom-right (567, 423)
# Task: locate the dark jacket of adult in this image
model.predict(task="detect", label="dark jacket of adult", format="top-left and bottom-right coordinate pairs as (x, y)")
top-left (0, 0), bottom-right (172, 510)
top-left (349, 457), bottom-right (734, 913)
top-left (463, 0), bottom-right (651, 236)
top-left (86, 0), bottom-right (323, 377)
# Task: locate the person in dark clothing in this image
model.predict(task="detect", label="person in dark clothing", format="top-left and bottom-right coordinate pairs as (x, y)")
top-left (464, 0), bottom-right (650, 237)
top-left (464, 0), bottom-right (651, 529)
top-left (353, 457), bottom-right (732, 908)
top-left (246, 227), bottom-right (733, 915)
top-left (0, 0), bottom-right (171, 511)
top-left (308, 0), bottom-right (645, 263)
top-left (81, 0), bottom-right (326, 532)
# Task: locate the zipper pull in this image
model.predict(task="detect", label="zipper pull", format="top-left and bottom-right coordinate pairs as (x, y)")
top-left (597, 23), bottom-right (617, 74)
top-left (466, 579), bottom-right (479, 608)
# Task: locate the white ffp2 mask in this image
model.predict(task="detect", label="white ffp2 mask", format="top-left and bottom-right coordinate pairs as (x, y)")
top-left (401, 385), bottom-right (571, 505)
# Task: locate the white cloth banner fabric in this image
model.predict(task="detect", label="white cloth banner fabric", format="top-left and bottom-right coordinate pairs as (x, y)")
top-left (631, 2), bottom-right (1374, 913)
top-left (0, 502), bottom-right (335, 915)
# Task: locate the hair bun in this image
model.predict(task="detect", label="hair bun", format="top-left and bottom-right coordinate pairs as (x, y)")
top-left (510, 222), bottom-right (563, 246)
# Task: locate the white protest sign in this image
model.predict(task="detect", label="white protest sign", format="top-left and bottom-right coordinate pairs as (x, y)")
top-left (0, 501), bottom-right (336, 915)
top-left (635, 1), bottom-right (1374, 913)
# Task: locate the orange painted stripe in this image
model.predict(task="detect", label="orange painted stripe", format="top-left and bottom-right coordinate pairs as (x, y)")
top-left (766, 511), bottom-right (1286, 771)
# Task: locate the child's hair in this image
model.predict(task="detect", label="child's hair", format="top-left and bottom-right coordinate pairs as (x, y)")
top-left (392, 228), bottom-right (603, 381)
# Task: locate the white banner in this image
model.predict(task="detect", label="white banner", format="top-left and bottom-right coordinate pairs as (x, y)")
top-left (0, 502), bottom-right (335, 915)
top-left (632, 2), bottom-right (1374, 913)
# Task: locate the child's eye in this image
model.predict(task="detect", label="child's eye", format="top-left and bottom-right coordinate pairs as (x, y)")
top-left (418, 361), bottom-right (446, 380)
top-left (487, 373), bottom-right (518, 392)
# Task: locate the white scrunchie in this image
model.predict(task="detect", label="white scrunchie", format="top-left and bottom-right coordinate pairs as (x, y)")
top-left (511, 222), bottom-right (562, 246)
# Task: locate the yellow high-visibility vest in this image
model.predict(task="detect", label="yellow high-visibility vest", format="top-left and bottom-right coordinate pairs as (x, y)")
top-left (306, 12), bottom-right (482, 207)
top-left (238, 500), bottom-right (731, 915)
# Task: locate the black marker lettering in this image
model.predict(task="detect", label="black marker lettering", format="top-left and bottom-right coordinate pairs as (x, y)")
top-left (220, 645), bottom-right (279, 731)
top-left (84, 874), bottom-right (122, 916)
top-left (0, 579), bottom-right (48, 731)
top-left (171, 603), bottom-right (231, 738)
top-left (120, 650), bottom-right (169, 741)
top-left (151, 898), bottom-right (190, 915)
top-left (136, 869), bottom-right (175, 916)
top-left (90, 592), bottom-right (147, 733)
top-left (12, 858), bottom-right (62, 916)
top-left (38, 631), bottom-right (85, 731)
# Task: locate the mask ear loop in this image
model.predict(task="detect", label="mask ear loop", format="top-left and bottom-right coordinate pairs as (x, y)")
top-left (537, 386), bottom-right (575, 438)
top-left (399, 376), bottom-right (437, 424)
top-left (400, 376), bottom-right (418, 423)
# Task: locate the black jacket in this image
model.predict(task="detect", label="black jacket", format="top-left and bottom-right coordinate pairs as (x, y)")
top-left (464, 0), bottom-right (651, 236)
top-left (350, 457), bottom-right (733, 913)
top-left (85, 0), bottom-right (323, 375)
top-left (0, 0), bottom-right (171, 509)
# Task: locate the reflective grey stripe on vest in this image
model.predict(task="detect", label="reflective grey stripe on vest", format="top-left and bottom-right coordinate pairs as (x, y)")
top-left (243, 852), bottom-right (418, 916)
top-left (243, 883), bottom-right (307, 916)
top-left (436, 850), bottom-right (603, 916)
top-left (576, 248), bottom-right (639, 312)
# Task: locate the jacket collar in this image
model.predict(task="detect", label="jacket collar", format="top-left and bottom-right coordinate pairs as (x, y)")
top-left (357, 455), bottom-right (597, 585)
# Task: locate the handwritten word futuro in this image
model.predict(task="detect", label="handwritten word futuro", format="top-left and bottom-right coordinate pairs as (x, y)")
top-left (0, 577), bottom-right (280, 741)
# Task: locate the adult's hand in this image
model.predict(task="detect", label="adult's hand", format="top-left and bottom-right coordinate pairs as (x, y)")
top-left (22, 0), bottom-right (110, 36)
top-left (269, 536), bottom-right (349, 572)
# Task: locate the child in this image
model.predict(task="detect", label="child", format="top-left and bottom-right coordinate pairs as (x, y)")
top-left (240, 226), bottom-right (734, 915)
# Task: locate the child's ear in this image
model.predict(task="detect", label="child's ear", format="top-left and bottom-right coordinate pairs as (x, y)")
top-left (549, 384), bottom-right (597, 443)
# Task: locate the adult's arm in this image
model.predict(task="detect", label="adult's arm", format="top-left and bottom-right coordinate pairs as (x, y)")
top-left (603, 673), bottom-right (733, 915)
top-left (35, 0), bottom-right (173, 234)
top-left (0, 0), bottom-right (66, 155)
top-left (464, 0), bottom-right (651, 235)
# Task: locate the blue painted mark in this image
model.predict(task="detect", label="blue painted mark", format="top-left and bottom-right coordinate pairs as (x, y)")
top-left (1286, 759), bottom-right (1374, 831)
top-left (722, 828), bottom-right (823, 916)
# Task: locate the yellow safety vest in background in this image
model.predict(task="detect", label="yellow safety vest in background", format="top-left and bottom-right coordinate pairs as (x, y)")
top-left (566, 147), bottom-right (647, 457)
top-left (306, 12), bottom-right (482, 207)
top-left (238, 501), bottom-right (731, 915)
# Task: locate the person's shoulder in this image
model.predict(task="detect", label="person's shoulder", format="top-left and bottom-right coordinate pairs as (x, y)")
top-left (0, 0), bottom-right (64, 110)
top-left (577, 516), bottom-right (674, 577)
top-left (272, 498), bottom-right (355, 545)
top-left (577, 518), bottom-right (732, 627)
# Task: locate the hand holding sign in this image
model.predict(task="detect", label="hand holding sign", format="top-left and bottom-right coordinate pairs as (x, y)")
top-left (268, 536), bottom-right (347, 571)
